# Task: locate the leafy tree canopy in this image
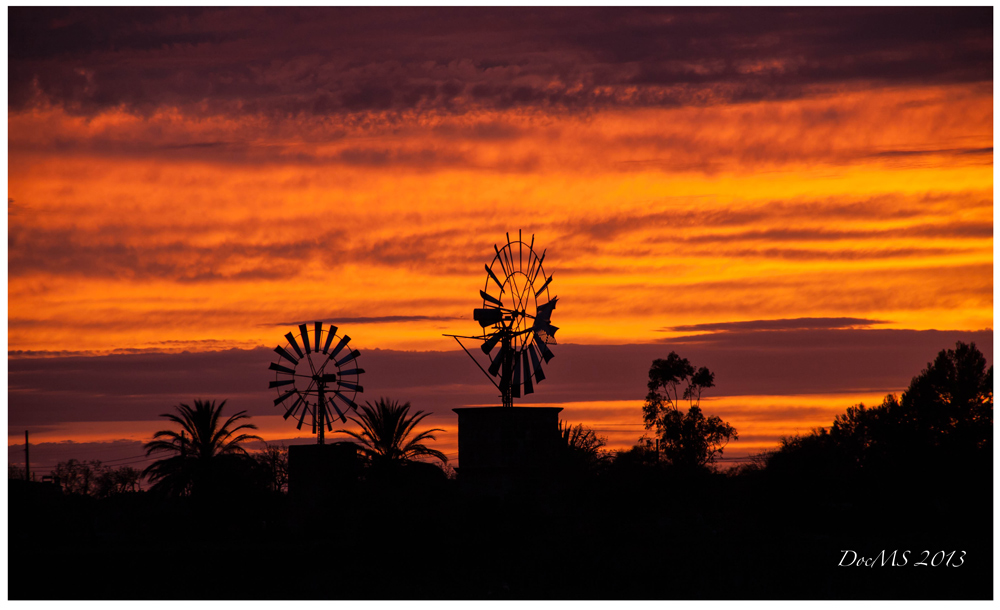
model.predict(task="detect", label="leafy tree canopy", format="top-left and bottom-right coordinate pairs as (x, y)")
top-left (771, 341), bottom-right (993, 474)
top-left (642, 352), bottom-right (736, 469)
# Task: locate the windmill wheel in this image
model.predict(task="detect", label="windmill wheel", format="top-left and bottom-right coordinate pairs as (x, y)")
top-left (268, 321), bottom-right (364, 443)
top-left (473, 231), bottom-right (557, 404)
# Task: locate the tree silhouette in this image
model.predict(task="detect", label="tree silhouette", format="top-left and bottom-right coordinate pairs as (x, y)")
top-left (253, 442), bottom-right (289, 493)
top-left (143, 399), bottom-right (262, 497)
top-left (771, 341), bottom-right (993, 475)
top-left (642, 352), bottom-right (737, 468)
top-left (51, 459), bottom-right (102, 495)
top-left (94, 465), bottom-right (142, 497)
top-left (335, 397), bottom-right (447, 466)
top-left (44, 460), bottom-right (142, 496)
top-left (899, 341), bottom-right (992, 454)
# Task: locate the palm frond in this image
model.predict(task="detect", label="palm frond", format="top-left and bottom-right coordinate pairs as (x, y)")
top-left (336, 397), bottom-right (447, 465)
top-left (142, 399), bottom-right (259, 497)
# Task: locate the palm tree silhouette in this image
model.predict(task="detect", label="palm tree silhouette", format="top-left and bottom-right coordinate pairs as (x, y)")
top-left (143, 399), bottom-right (262, 496)
top-left (335, 398), bottom-right (448, 466)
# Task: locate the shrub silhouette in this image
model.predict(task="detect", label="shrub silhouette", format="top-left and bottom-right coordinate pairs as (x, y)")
top-left (558, 420), bottom-right (609, 475)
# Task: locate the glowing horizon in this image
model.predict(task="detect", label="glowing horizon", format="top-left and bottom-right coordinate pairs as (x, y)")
top-left (7, 7), bottom-right (992, 467)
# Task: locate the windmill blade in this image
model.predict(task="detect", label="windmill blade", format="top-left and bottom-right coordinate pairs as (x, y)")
top-left (273, 390), bottom-right (297, 406)
top-left (284, 395), bottom-right (304, 420)
top-left (522, 350), bottom-right (534, 395)
top-left (494, 244), bottom-right (508, 276)
top-left (299, 324), bottom-right (311, 354)
top-left (311, 408), bottom-right (317, 434)
top-left (338, 381), bottom-right (364, 392)
top-left (488, 344), bottom-right (508, 377)
top-left (285, 332), bottom-right (304, 358)
top-left (528, 343), bottom-right (546, 382)
top-left (269, 378), bottom-right (294, 389)
top-left (335, 348), bottom-right (360, 367)
top-left (533, 324), bottom-right (559, 344)
top-left (534, 274), bottom-right (554, 297)
top-left (485, 264), bottom-right (505, 293)
top-left (334, 390), bottom-right (358, 411)
top-left (269, 362), bottom-right (296, 375)
top-left (323, 325), bottom-right (339, 353)
top-left (322, 402), bottom-right (335, 431)
top-left (506, 232), bottom-right (515, 274)
top-left (473, 308), bottom-right (503, 327)
top-left (273, 345), bottom-right (299, 365)
top-left (534, 332), bottom-right (555, 363)
top-left (533, 297), bottom-right (558, 325)
top-left (480, 330), bottom-right (502, 354)
top-left (328, 398), bottom-right (347, 423)
top-left (529, 248), bottom-right (546, 283)
top-left (480, 290), bottom-right (503, 307)
top-left (296, 403), bottom-right (311, 430)
top-left (338, 368), bottom-right (365, 376)
top-left (512, 353), bottom-right (521, 398)
top-left (533, 318), bottom-right (558, 336)
top-left (328, 335), bottom-right (350, 360)
top-left (314, 322), bottom-right (323, 353)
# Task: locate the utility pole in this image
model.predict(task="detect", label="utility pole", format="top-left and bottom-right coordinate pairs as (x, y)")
top-left (24, 430), bottom-right (30, 481)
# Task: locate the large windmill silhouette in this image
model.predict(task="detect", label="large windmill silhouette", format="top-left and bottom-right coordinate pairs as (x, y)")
top-left (445, 230), bottom-right (558, 407)
top-left (445, 231), bottom-right (564, 495)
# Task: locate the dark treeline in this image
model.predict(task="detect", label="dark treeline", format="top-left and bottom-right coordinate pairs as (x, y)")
top-left (10, 342), bottom-right (992, 600)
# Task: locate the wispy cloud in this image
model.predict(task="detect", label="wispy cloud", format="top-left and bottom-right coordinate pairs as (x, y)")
top-left (268, 315), bottom-right (464, 327)
top-left (662, 317), bottom-right (889, 333)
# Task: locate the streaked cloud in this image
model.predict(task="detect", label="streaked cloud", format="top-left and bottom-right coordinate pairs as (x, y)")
top-left (10, 330), bottom-right (991, 425)
top-left (10, 8), bottom-right (990, 117)
top-left (268, 316), bottom-right (465, 327)
top-left (664, 317), bottom-right (888, 333)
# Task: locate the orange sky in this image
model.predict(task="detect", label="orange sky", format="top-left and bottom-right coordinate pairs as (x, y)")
top-left (8, 84), bottom-right (992, 354)
top-left (6, 7), bottom-right (993, 468)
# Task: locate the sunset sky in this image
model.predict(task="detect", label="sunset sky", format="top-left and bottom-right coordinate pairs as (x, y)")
top-left (7, 7), bottom-right (993, 471)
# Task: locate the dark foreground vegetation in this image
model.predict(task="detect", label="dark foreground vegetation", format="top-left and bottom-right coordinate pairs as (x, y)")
top-left (10, 343), bottom-right (992, 600)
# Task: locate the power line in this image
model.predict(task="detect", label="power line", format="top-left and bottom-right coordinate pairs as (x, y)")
top-left (98, 453), bottom-right (151, 464)
top-left (25, 456), bottom-right (158, 470)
